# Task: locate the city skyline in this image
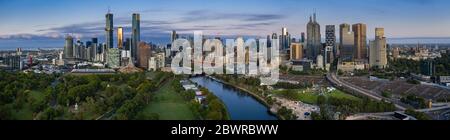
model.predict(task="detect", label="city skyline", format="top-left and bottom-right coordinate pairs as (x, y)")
top-left (1, 0), bottom-right (450, 49)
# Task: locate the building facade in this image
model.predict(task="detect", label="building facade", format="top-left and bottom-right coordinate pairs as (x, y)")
top-left (131, 13), bottom-right (140, 61)
top-left (340, 23), bottom-right (355, 62)
top-left (290, 43), bottom-right (303, 61)
top-left (352, 23), bottom-right (367, 60)
top-left (306, 13), bottom-right (321, 61)
top-left (106, 48), bottom-right (121, 69)
top-left (64, 35), bottom-right (74, 58)
top-left (369, 28), bottom-right (387, 68)
top-left (105, 12), bottom-right (114, 49)
top-left (325, 25), bottom-right (336, 63)
top-left (137, 42), bottom-right (151, 69)
top-left (117, 27), bottom-right (123, 49)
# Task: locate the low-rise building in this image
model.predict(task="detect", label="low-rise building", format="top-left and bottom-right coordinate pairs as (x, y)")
top-left (337, 61), bottom-right (366, 72)
top-left (439, 76), bottom-right (450, 87)
top-left (291, 59), bottom-right (313, 72)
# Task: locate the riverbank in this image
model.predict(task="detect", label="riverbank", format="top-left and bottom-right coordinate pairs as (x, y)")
top-left (205, 75), bottom-right (282, 120)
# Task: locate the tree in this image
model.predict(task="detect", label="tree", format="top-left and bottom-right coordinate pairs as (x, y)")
top-left (405, 109), bottom-right (431, 120)
top-left (317, 95), bottom-right (326, 105)
top-left (0, 104), bottom-right (13, 120)
top-left (84, 97), bottom-right (100, 116)
top-left (135, 112), bottom-right (160, 120)
top-left (310, 111), bottom-right (322, 120)
top-left (337, 70), bottom-right (344, 76)
top-left (381, 91), bottom-right (392, 98)
top-left (206, 111), bottom-right (223, 120)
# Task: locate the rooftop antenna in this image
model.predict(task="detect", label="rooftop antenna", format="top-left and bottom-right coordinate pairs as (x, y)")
top-left (107, 6), bottom-right (111, 14)
top-left (313, 9), bottom-right (317, 22)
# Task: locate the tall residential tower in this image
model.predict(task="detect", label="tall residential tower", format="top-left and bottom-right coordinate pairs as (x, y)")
top-left (339, 23), bottom-right (354, 62)
top-left (306, 13), bottom-right (321, 61)
top-left (105, 12), bottom-right (114, 49)
top-left (369, 28), bottom-right (387, 68)
top-left (131, 13), bottom-right (140, 62)
top-left (117, 27), bottom-right (123, 49)
top-left (352, 23), bottom-right (367, 60)
top-left (325, 25), bottom-right (336, 63)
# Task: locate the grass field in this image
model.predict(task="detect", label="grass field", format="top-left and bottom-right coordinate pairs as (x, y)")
top-left (137, 79), bottom-right (199, 120)
top-left (273, 89), bottom-right (361, 105)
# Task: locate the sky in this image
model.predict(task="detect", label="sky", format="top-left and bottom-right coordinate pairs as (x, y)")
top-left (1, 0), bottom-right (450, 48)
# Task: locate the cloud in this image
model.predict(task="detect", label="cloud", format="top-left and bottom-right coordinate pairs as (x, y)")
top-left (3, 9), bottom-right (284, 41)
top-left (181, 10), bottom-right (285, 22)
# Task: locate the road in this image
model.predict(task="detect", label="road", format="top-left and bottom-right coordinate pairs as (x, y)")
top-left (326, 72), bottom-right (408, 110)
top-left (326, 72), bottom-right (450, 113)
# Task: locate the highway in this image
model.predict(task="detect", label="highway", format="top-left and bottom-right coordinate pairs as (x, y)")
top-left (326, 72), bottom-right (408, 110)
top-left (326, 72), bottom-right (450, 114)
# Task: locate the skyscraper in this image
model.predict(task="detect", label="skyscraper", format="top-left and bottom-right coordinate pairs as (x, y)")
top-left (117, 27), bottom-right (123, 49)
top-left (306, 13), bottom-right (321, 61)
top-left (420, 59), bottom-right (435, 76)
top-left (290, 43), bottom-right (303, 61)
top-left (300, 32), bottom-right (305, 43)
top-left (64, 35), bottom-right (74, 58)
top-left (171, 30), bottom-right (178, 43)
top-left (325, 25), bottom-right (336, 63)
top-left (124, 38), bottom-right (131, 50)
top-left (105, 12), bottom-right (114, 49)
top-left (137, 42), bottom-right (151, 69)
top-left (280, 27), bottom-right (290, 50)
top-left (339, 23), bottom-right (354, 62)
top-left (352, 23), bottom-right (367, 60)
top-left (131, 13), bottom-right (140, 61)
top-left (369, 28), bottom-right (387, 68)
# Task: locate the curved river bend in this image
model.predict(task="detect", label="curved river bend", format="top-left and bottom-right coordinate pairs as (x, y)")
top-left (190, 76), bottom-right (277, 120)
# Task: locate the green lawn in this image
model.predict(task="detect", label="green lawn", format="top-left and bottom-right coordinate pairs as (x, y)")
top-left (138, 80), bottom-right (199, 120)
top-left (329, 90), bottom-right (361, 101)
top-left (297, 91), bottom-right (319, 104)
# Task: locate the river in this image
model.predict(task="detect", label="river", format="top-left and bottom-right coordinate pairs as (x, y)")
top-left (190, 76), bottom-right (278, 120)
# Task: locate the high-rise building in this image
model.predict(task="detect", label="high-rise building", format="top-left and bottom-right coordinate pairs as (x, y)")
top-left (86, 41), bottom-right (93, 61)
top-left (137, 42), bottom-right (151, 69)
top-left (325, 25), bottom-right (336, 63)
top-left (73, 39), bottom-right (82, 59)
top-left (4, 55), bottom-right (22, 70)
top-left (392, 47), bottom-right (400, 59)
top-left (420, 59), bottom-right (435, 76)
top-left (352, 23), bottom-right (367, 60)
top-left (64, 35), bottom-right (74, 58)
top-left (316, 54), bottom-right (324, 69)
top-left (131, 13), bottom-right (140, 61)
top-left (171, 30), bottom-right (178, 43)
top-left (149, 53), bottom-right (165, 71)
top-left (106, 48), bottom-right (121, 68)
top-left (369, 28), bottom-right (387, 68)
top-left (16, 48), bottom-right (22, 56)
top-left (280, 27), bottom-right (290, 50)
top-left (300, 32), bottom-right (305, 43)
top-left (117, 27), bottom-right (123, 49)
top-left (105, 12), bottom-right (114, 49)
top-left (340, 23), bottom-right (354, 62)
top-left (92, 38), bottom-right (100, 62)
top-left (290, 43), bottom-right (303, 61)
top-left (306, 13), bottom-right (321, 61)
top-left (124, 38), bottom-right (131, 50)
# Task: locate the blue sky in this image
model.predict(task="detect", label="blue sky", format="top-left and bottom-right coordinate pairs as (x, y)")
top-left (0, 0), bottom-right (450, 43)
